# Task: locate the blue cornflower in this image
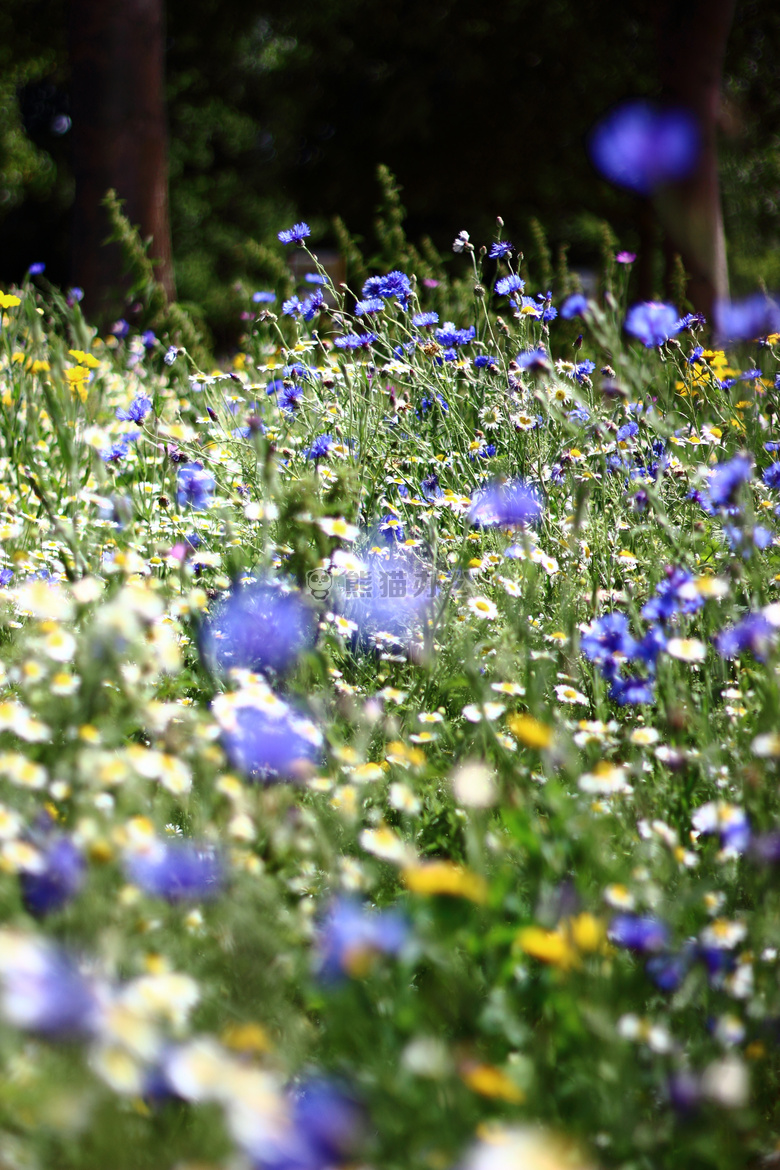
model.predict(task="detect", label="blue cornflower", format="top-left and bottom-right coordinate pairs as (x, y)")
top-left (609, 674), bottom-right (655, 706)
top-left (0, 936), bottom-right (97, 1037)
top-left (437, 347), bottom-right (458, 363)
top-left (28, 262), bottom-right (46, 275)
top-left (411, 311), bottom-right (439, 328)
top-left (301, 290), bottom-right (324, 321)
top-left (67, 287), bottom-right (84, 306)
top-left (494, 274), bottom-right (525, 297)
top-left (608, 914), bottom-right (670, 952)
top-left (561, 293), bottom-right (588, 319)
top-left (20, 835), bottom-right (85, 917)
top-left (0, 569), bottom-right (13, 586)
top-left (625, 302), bottom-right (682, 347)
top-left (99, 433), bottom-right (137, 463)
top-left (707, 455), bottom-right (752, 508)
top-left (766, 442), bottom-right (780, 453)
top-left (276, 383), bottom-right (304, 412)
top-left (468, 479), bottom-right (543, 528)
top-left (304, 433), bottom-right (334, 460)
top-left (434, 321), bottom-right (476, 347)
top-left (581, 613), bottom-right (638, 665)
top-left (379, 514), bottom-right (405, 543)
top-left (677, 312), bottom-right (706, 331)
top-left (418, 393), bottom-right (448, 415)
top-left (278, 222), bottom-right (311, 245)
top-left (474, 354), bottom-right (499, 369)
top-left (641, 567), bottom-right (702, 623)
top-left (304, 272), bottom-right (328, 284)
top-left (686, 345), bottom-right (705, 365)
top-left (315, 897), bottom-right (408, 982)
top-left (200, 580), bottom-right (316, 676)
top-left (115, 395), bottom-right (152, 424)
top-left (740, 367), bottom-right (762, 381)
top-left (177, 462), bottom-right (215, 510)
top-left (568, 407), bottom-right (591, 426)
top-left (283, 295), bottom-right (303, 317)
top-left (764, 463), bottom-right (780, 490)
top-left (714, 294), bottom-right (777, 344)
top-left (421, 473), bottom-right (442, 500)
top-left (362, 271), bottom-right (412, 309)
top-left (355, 297), bottom-right (385, 316)
top-left (141, 330), bottom-right (157, 349)
top-left (489, 241), bottom-right (513, 258)
top-left (220, 694), bottom-right (323, 781)
top-left (616, 421), bottom-right (639, 442)
top-left (571, 359), bottom-right (595, 383)
top-left (334, 332), bottom-right (377, 350)
top-left (111, 319), bottom-right (130, 339)
top-left (724, 524), bottom-right (773, 558)
top-left (515, 347), bottom-right (550, 372)
top-left (163, 345), bottom-right (179, 366)
top-left (715, 613), bottom-right (775, 661)
top-left (589, 101), bottom-right (699, 195)
top-left (252, 290), bottom-right (276, 303)
top-left (646, 950), bottom-right (692, 992)
top-left (126, 840), bottom-right (224, 902)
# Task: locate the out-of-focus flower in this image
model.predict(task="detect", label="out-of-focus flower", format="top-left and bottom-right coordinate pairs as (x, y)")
top-left (692, 801), bottom-right (750, 854)
top-left (561, 293), bottom-right (588, 319)
top-left (625, 302), bottom-right (682, 347)
top-left (213, 680), bottom-right (323, 782)
top-left (0, 930), bottom-right (97, 1037)
top-left (468, 480), bottom-right (543, 528)
top-left (461, 1123), bottom-right (596, 1170)
top-left (714, 294), bottom-right (779, 344)
top-left (125, 839), bottom-right (224, 902)
top-left (177, 462), bottom-right (215, 510)
top-left (200, 581), bottom-right (315, 677)
top-left (315, 897), bottom-right (408, 981)
top-left (608, 914), bottom-right (670, 953)
top-left (20, 833), bottom-right (85, 917)
top-left (589, 101), bottom-right (699, 195)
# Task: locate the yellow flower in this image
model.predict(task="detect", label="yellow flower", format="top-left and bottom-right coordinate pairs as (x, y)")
top-left (515, 925), bottom-right (578, 969)
top-left (461, 1063), bottom-right (525, 1104)
top-left (0, 292), bottom-right (21, 309)
top-left (402, 860), bottom-right (488, 904)
top-left (68, 349), bottom-right (101, 368)
top-left (507, 713), bottom-right (553, 749)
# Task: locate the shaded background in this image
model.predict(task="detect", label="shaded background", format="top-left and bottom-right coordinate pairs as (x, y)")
top-left (1, 0), bottom-right (779, 344)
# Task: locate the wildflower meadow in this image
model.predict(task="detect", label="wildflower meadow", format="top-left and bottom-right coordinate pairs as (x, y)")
top-left (3, 178), bottom-right (780, 1170)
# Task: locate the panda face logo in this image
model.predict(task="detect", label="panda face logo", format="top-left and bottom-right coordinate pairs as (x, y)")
top-left (306, 568), bottom-right (333, 601)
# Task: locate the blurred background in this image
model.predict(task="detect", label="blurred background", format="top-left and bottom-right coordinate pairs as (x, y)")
top-left (1, 0), bottom-right (778, 346)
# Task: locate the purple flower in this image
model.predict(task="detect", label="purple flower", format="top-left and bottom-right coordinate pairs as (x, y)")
top-left (468, 479), bottom-right (543, 528)
top-left (641, 567), bottom-right (702, 623)
top-left (514, 347), bottom-right (550, 372)
top-left (625, 302), bottom-right (682, 347)
top-left (111, 319), bottom-right (130, 339)
top-left (341, 551), bottom-right (435, 645)
top-left (589, 101), bottom-right (699, 195)
top-left (361, 270), bottom-right (412, 309)
top-left (200, 580), bottom-right (315, 676)
top-left (177, 462), bottom-right (215, 510)
top-left (334, 332), bottom-right (377, 350)
top-left (412, 311), bottom-right (439, 328)
top-left (116, 395), bottom-right (152, 424)
top-left (67, 287), bottom-right (84, 306)
top-left (608, 914), bottom-right (670, 953)
top-left (315, 898), bottom-right (408, 981)
top-left (28, 262), bottom-right (46, 276)
top-left (304, 433), bottom-right (335, 460)
top-left (494, 274), bottom-right (525, 297)
top-left (278, 222), bottom-right (311, 246)
top-left (0, 936), bottom-right (97, 1037)
top-left (714, 294), bottom-right (779, 344)
top-left (616, 421), bottom-right (639, 442)
top-left (126, 840), bottom-right (224, 902)
top-left (707, 455), bottom-right (752, 507)
top-left (252, 290), bottom-right (276, 303)
top-left (714, 613), bottom-right (775, 661)
top-left (219, 694), bottom-right (323, 781)
top-left (434, 322), bottom-right (475, 348)
top-left (764, 463), bottom-right (780, 490)
top-left (580, 613), bottom-right (638, 665)
top-left (489, 241), bottom-right (513, 258)
top-left (616, 251), bottom-right (637, 264)
top-left (474, 354), bottom-right (499, 369)
top-left (164, 345), bottom-right (179, 366)
top-left (355, 297), bottom-right (385, 316)
top-left (250, 1079), bottom-right (364, 1170)
top-left (561, 293), bottom-right (588, 319)
top-left (20, 835), bottom-right (84, 918)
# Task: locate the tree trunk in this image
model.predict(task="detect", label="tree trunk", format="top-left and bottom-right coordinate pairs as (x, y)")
top-left (69, 0), bottom-right (175, 322)
top-left (654, 0), bottom-right (736, 319)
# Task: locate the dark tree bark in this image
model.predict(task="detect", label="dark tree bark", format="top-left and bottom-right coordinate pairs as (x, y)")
top-left (654, 0), bottom-right (737, 318)
top-left (69, 0), bottom-right (175, 320)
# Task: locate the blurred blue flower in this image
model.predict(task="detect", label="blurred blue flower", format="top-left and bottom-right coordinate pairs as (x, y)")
top-left (514, 347), bottom-right (550, 372)
top-left (126, 840), bottom-right (224, 903)
top-left (0, 935), bottom-right (97, 1038)
top-left (714, 294), bottom-right (778, 344)
top-left (468, 480), bottom-right (543, 528)
top-left (561, 293), bottom-right (588, 319)
top-left (707, 455), bottom-right (752, 508)
top-left (764, 463), bottom-right (780, 490)
top-left (253, 290), bottom-right (276, 303)
top-left (304, 433), bottom-right (334, 460)
top-left (715, 613), bottom-right (775, 661)
top-left (589, 101), bottom-right (699, 195)
top-left (177, 462), bottom-right (215, 510)
top-left (625, 302), bottom-right (681, 347)
top-left (200, 580), bottom-right (316, 676)
top-left (315, 897), bottom-right (408, 981)
top-left (608, 914), bottom-right (670, 952)
top-left (20, 835), bottom-right (85, 918)
top-left (219, 694), bottom-right (323, 782)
